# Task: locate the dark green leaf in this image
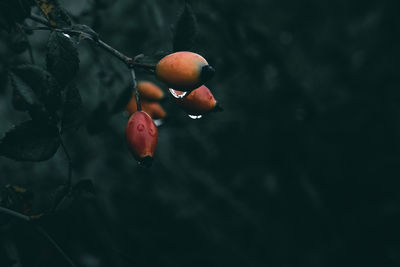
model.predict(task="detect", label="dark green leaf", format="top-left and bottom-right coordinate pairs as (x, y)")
top-left (86, 102), bottom-right (110, 135)
top-left (0, 120), bottom-right (60, 162)
top-left (0, 0), bottom-right (35, 31)
top-left (12, 64), bottom-right (61, 112)
top-left (9, 72), bottom-right (39, 111)
top-left (0, 185), bottom-right (34, 215)
top-left (46, 31), bottom-right (79, 87)
top-left (173, 2), bottom-right (198, 52)
top-left (10, 29), bottom-right (29, 54)
top-left (51, 180), bottom-right (95, 212)
top-left (61, 83), bottom-right (85, 133)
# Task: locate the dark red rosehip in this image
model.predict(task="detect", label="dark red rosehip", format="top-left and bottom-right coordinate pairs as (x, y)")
top-left (125, 111), bottom-right (158, 166)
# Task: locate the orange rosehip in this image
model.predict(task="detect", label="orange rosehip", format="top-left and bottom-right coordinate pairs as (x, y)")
top-left (137, 81), bottom-right (164, 101)
top-left (156, 51), bottom-right (215, 91)
top-left (142, 102), bottom-right (167, 120)
top-left (171, 85), bottom-right (218, 115)
top-left (125, 97), bottom-right (166, 119)
top-left (125, 111), bottom-right (158, 166)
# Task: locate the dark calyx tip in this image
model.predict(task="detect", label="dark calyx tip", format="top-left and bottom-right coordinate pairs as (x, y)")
top-left (213, 103), bottom-right (224, 112)
top-left (138, 156), bottom-right (154, 167)
top-left (200, 65), bottom-right (215, 83)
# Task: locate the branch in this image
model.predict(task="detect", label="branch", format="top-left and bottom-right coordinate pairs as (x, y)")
top-left (35, 225), bottom-right (78, 267)
top-left (0, 206), bottom-right (31, 222)
top-left (0, 206), bottom-right (78, 267)
top-left (23, 21), bottom-right (156, 71)
top-left (130, 69), bottom-right (141, 111)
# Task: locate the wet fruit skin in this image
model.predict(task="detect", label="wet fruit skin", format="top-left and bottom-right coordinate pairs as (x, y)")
top-left (172, 85), bottom-right (217, 115)
top-left (137, 81), bottom-right (164, 101)
top-left (126, 97), bottom-right (166, 119)
top-left (156, 51), bottom-right (214, 91)
top-left (125, 111), bottom-right (158, 165)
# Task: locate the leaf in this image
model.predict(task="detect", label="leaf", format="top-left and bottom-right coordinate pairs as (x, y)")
top-left (86, 102), bottom-right (110, 135)
top-left (46, 31), bottom-right (80, 86)
top-left (0, 0), bottom-right (35, 31)
top-left (9, 72), bottom-right (39, 111)
top-left (0, 120), bottom-right (60, 162)
top-left (0, 185), bottom-right (34, 215)
top-left (51, 180), bottom-right (95, 212)
top-left (12, 64), bottom-right (61, 112)
top-left (173, 2), bottom-right (198, 52)
top-left (10, 29), bottom-right (29, 54)
top-left (61, 83), bottom-right (85, 133)
top-left (35, 0), bottom-right (71, 27)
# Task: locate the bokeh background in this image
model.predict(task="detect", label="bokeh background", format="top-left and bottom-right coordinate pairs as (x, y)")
top-left (1, 0), bottom-right (400, 266)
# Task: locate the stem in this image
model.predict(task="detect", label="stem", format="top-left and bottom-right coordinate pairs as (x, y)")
top-left (23, 22), bottom-right (156, 70)
top-left (0, 206), bottom-right (78, 267)
top-left (0, 206), bottom-right (31, 222)
top-left (131, 69), bottom-right (141, 111)
top-left (35, 226), bottom-right (78, 267)
top-left (60, 138), bottom-right (72, 188)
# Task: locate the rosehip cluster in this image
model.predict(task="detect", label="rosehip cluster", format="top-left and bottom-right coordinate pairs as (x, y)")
top-left (125, 51), bottom-right (219, 166)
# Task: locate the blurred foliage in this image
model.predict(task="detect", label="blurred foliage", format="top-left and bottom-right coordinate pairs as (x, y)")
top-left (1, 0), bottom-right (400, 266)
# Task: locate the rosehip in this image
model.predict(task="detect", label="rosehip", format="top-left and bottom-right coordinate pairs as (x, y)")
top-left (137, 81), bottom-right (164, 101)
top-left (125, 111), bottom-right (158, 166)
top-left (142, 102), bottom-right (167, 120)
top-left (171, 85), bottom-right (218, 115)
top-left (125, 98), bottom-right (166, 119)
top-left (156, 51), bottom-right (215, 91)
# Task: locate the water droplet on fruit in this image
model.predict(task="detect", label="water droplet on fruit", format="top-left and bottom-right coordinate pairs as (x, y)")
top-left (154, 119), bottom-right (163, 127)
top-left (169, 88), bottom-right (187, 99)
top-left (188, 114), bottom-right (202, 120)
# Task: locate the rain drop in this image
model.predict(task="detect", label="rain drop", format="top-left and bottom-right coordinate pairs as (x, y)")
top-left (169, 88), bottom-right (187, 99)
top-left (154, 119), bottom-right (164, 127)
top-left (188, 114), bottom-right (202, 120)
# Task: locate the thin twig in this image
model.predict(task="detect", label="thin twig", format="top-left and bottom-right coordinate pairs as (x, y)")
top-left (131, 68), bottom-right (141, 111)
top-left (60, 138), bottom-right (72, 188)
top-left (35, 226), bottom-right (78, 267)
top-left (0, 206), bottom-right (78, 267)
top-left (23, 22), bottom-right (156, 70)
top-left (0, 206), bottom-right (31, 222)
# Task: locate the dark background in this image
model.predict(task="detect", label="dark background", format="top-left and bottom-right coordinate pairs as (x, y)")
top-left (1, 0), bottom-right (400, 266)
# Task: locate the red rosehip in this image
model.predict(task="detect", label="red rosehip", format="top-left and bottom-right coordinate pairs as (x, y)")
top-left (125, 111), bottom-right (158, 166)
top-left (171, 85), bottom-right (218, 115)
